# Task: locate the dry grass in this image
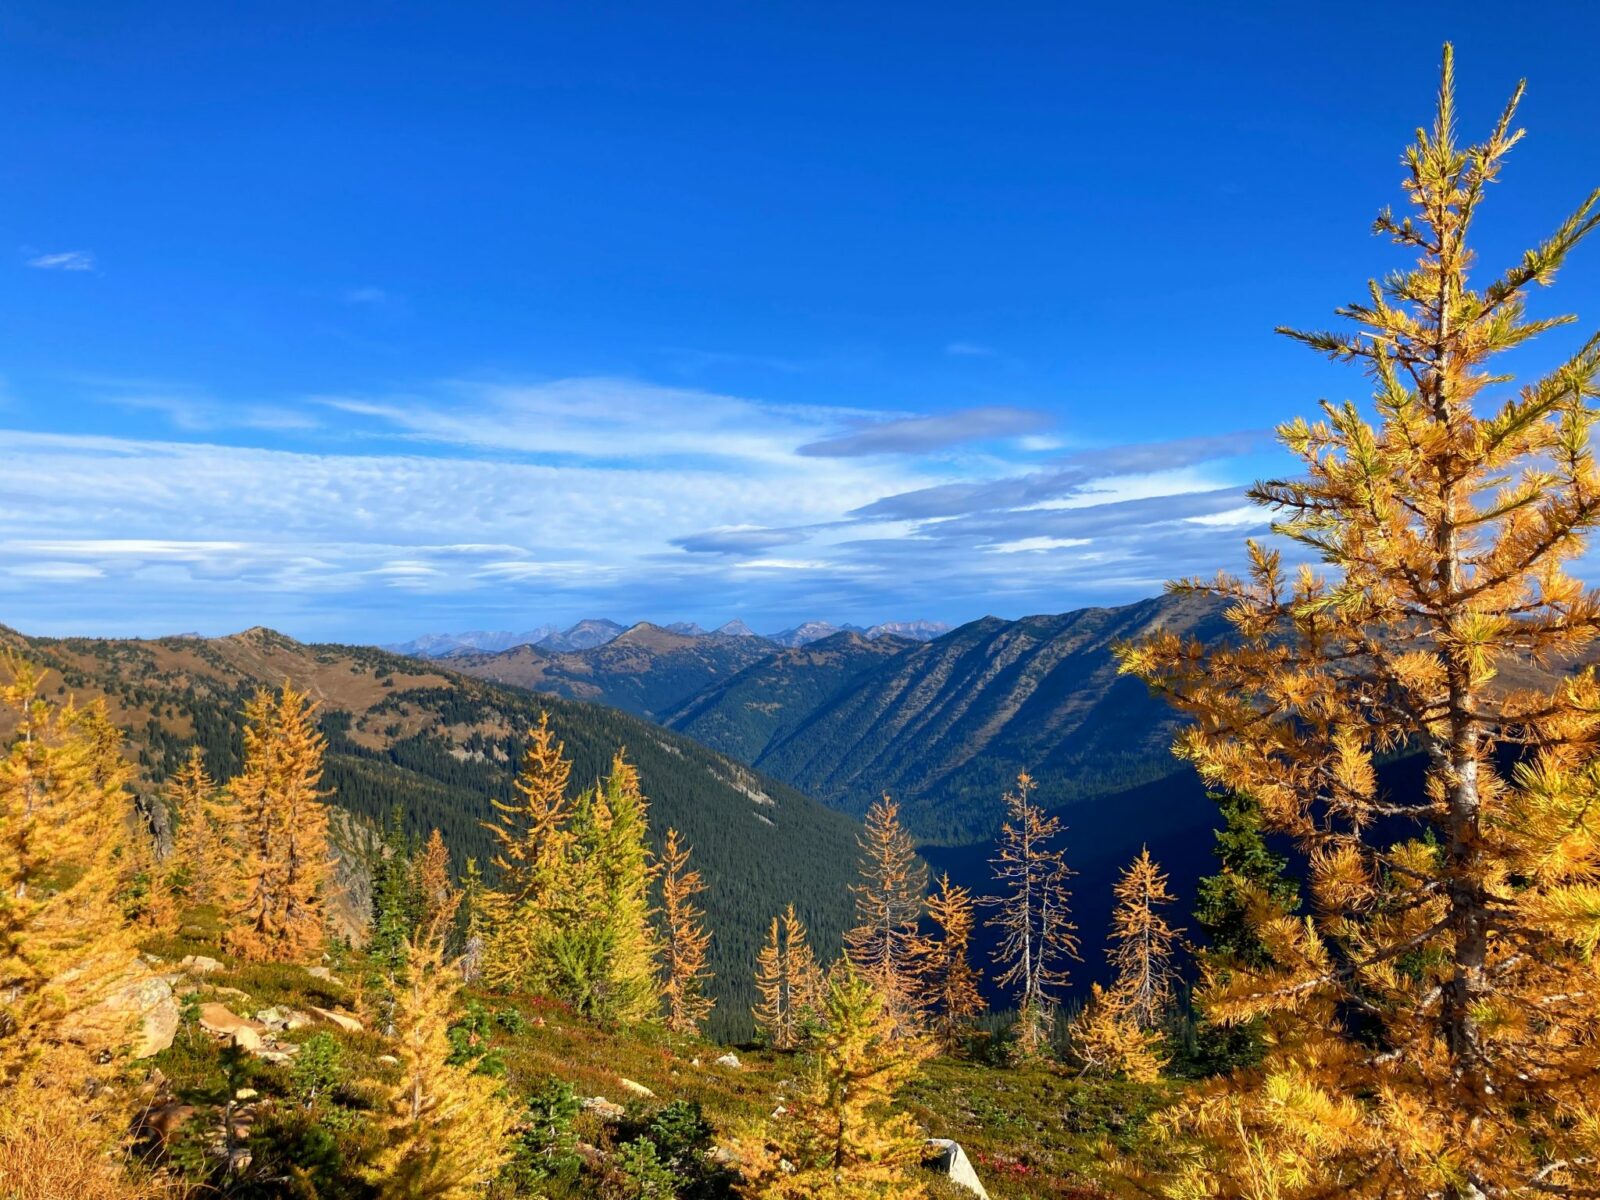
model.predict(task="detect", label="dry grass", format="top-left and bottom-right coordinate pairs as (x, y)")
top-left (0, 1104), bottom-right (181, 1200)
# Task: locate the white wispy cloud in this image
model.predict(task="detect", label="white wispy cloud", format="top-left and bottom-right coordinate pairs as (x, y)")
top-left (0, 375), bottom-right (1290, 638)
top-left (25, 250), bottom-right (96, 271)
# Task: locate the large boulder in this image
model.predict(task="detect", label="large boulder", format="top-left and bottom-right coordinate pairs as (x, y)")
top-left (60, 960), bottom-right (180, 1059)
top-left (925, 1139), bottom-right (990, 1200)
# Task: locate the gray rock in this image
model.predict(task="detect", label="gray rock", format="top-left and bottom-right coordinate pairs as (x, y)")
top-left (925, 1139), bottom-right (990, 1199)
top-left (713, 1052), bottom-right (741, 1069)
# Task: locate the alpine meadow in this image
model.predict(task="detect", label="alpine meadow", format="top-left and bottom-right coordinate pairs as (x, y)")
top-left (7, 13), bottom-right (1600, 1200)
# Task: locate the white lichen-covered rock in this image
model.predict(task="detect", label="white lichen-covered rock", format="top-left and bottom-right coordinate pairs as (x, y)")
top-left (61, 961), bottom-right (180, 1059)
top-left (925, 1139), bottom-right (991, 1200)
top-left (619, 1077), bottom-right (656, 1098)
top-left (179, 954), bottom-right (224, 975)
top-left (581, 1096), bottom-right (627, 1121)
top-left (713, 1052), bottom-right (741, 1069)
top-left (310, 1005), bottom-right (363, 1033)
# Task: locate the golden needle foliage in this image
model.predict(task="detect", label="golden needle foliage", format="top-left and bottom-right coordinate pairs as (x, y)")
top-left (753, 902), bottom-right (825, 1051)
top-left (368, 865), bottom-right (518, 1199)
top-left (1107, 846), bottom-right (1183, 1030)
top-left (165, 746), bottom-right (232, 907)
top-left (1118, 45), bottom-right (1600, 1199)
top-left (843, 796), bottom-right (927, 1034)
top-left (658, 826), bottom-right (715, 1035)
top-left (0, 656), bottom-right (170, 1192)
top-left (224, 684), bottom-right (333, 963)
top-left (981, 772), bottom-right (1078, 1058)
top-left (1070, 981), bottom-right (1167, 1084)
top-left (915, 872), bottom-right (985, 1050)
top-left (754, 963), bottom-right (932, 1200)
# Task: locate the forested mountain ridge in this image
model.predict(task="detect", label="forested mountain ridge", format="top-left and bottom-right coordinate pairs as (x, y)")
top-left (0, 622), bottom-right (860, 1036)
top-left (725, 594), bottom-right (1234, 844)
top-left (662, 630), bottom-right (915, 764)
top-left (443, 621), bottom-right (783, 718)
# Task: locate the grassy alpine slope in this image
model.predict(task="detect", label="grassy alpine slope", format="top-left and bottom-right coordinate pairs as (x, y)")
top-left (0, 623), bottom-right (861, 1039)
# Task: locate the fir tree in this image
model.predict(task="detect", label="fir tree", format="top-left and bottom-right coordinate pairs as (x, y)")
top-left (1185, 792), bottom-right (1300, 1074)
top-left (224, 684), bottom-right (333, 963)
top-left (753, 903), bottom-right (825, 1051)
top-left (1107, 847), bottom-right (1183, 1030)
top-left (658, 827), bottom-right (715, 1035)
top-left (842, 796), bottom-right (926, 1035)
top-left (1118, 46), bottom-right (1600, 1197)
top-left (756, 962), bottom-right (932, 1199)
top-left (980, 772), bottom-right (1078, 1058)
top-left (914, 873), bottom-right (985, 1051)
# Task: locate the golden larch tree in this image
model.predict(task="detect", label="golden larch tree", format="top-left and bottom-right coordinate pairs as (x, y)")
top-left (583, 749), bottom-right (661, 1024)
top-left (0, 657), bottom-right (167, 1191)
top-left (224, 683), bottom-right (333, 963)
top-left (1118, 46), bottom-right (1600, 1199)
top-left (165, 745), bottom-right (233, 907)
top-left (412, 827), bottom-right (454, 941)
top-left (915, 872), bottom-right (985, 1050)
top-left (658, 826), bottom-right (715, 1035)
top-left (1107, 846), bottom-right (1183, 1029)
top-left (981, 772), bottom-right (1078, 1058)
top-left (753, 902), bottom-right (825, 1051)
top-left (479, 711), bottom-right (578, 991)
top-left (842, 796), bottom-right (927, 1035)
top-left (1070, 982), bottom-right (1166, 1084)
top-left (755, 962), bottom-right (932, 1200)
top-left (368, 863), bottom-right (517, 1199)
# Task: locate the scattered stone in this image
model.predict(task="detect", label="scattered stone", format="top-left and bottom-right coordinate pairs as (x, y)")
top-left (581, 1096), bottom-right (626, 1121)
top-left (307, 966), bottom-right (342, 984)
top-left (60, 961), bottom-right (180, 1059)
top-left (925, 1139), bottom-right (991, 1200)
top-left (234, 1088), bottom-right (258, 1101)
top-left (198, 1002), bottom-right (266, 1044)
top-left (377, 1054), bottom-right (400, 1066)
top-left (211, 986), bottom-right (250, 1001)
top-left (179, 955), bottom-right (224, 975)
top-left (253, 1048), bottom-right (298, 1066)
top-left (310, 1005), bottom-right (363, 1034)
top-left (618, 1077), bottom-right (655, 1099)
top-left (254, 1006), bottom-right (312, 1031)
top-left (713, 1052), bottom-right (741, 1069)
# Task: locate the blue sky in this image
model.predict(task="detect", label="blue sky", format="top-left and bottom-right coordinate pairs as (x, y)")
top-left (5, 2), bottom-right (1600, 641)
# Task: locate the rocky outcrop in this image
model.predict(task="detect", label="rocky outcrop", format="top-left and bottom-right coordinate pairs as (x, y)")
top-left (61, 960), bottom-right (180, 1058)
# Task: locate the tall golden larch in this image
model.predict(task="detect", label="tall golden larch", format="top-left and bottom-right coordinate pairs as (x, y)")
top-left (753, 903), bottom-right (825, 1051)
top-left (586, 749), bottom-right (660, 1024)
top-left (367, 881), bottom-right (517, 1199)
top-left (1107, 846), bottom-right (1183, 1029)
top-left (915, 873), bottom-right (985, 1050)
top-left (756, 962), bottom-right (932, 1200)
top-left (479, 712), bottom-right (577, 991)
top-left (1118, 46), bottom-right (1600, 1198)
top-left (981, 772), bottom-right (1078, 1058)
top-left (658, 827), bottom-right (715, 1035)
top-left (165, 745), bottom-right (232, 906)
top-left (842, 796), bottom-right (926, 1035)
top-left (412, 827), bottom-right (454, 941)
top-left (0, 658), bottom-right (166, 1191)
top-left (224, 684), bottom-right (332, 963)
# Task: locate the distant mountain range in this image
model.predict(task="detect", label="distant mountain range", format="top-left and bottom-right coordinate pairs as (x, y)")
top-left (385, 616), bottom-right (949, 658)
top-left (415, 594), bottom-right (1229, 844)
